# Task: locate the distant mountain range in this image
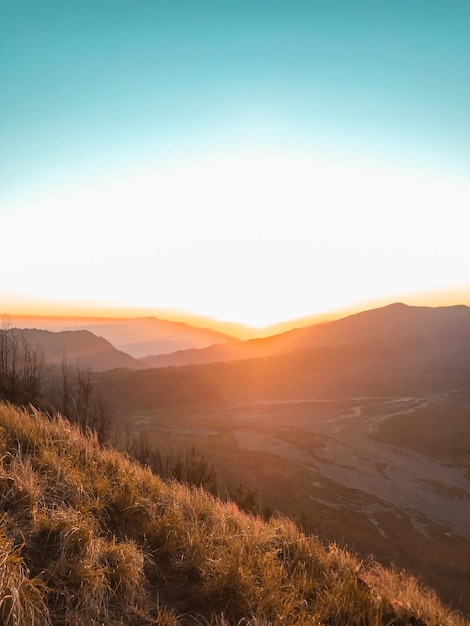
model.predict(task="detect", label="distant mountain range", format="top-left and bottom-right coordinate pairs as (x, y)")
top-left (10, 315), bottom-right (235, 359)
top-left (141, 302), bottom-right (470, 367)
top-left (94, 303), bottom-right (470, 413)
top-left (66, 317), bottom-right (235, 358)
top-left (8, 303), bottom-right (470, 376)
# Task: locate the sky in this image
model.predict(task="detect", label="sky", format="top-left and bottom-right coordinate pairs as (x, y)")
top-left (1, 0), bottom-right (469, 328)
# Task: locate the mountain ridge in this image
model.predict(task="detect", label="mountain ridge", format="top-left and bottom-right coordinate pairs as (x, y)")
top-left (8, 315), bottom-right (237, 358)
top-left (142, 302), bottom-right (470, 367)
top-left (7, 303), bottom-right (470, 373)
top-left (7, 327), bottom-right (144, 371)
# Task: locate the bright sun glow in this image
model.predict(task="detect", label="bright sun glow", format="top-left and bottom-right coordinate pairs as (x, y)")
top-left (2, 152), bottom-right (469, 327)
top-left (2, 1), bottom-right (469, 330)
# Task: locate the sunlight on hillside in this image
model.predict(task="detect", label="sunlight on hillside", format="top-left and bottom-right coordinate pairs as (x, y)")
top-left (0, 401), bottom-right (466, 626)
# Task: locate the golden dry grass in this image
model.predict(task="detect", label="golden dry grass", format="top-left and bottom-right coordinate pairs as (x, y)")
top-left (0, 401), bottom-right (467, 625)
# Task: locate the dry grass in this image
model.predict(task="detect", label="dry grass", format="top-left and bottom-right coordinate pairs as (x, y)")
top-left (0, 401), bottom-right (467, 625)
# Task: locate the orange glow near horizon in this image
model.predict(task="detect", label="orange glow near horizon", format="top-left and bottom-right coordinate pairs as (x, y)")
top-left (1, 154), bottom-right (469, 331)
top-left (3, 285), bottom-right (469, 340)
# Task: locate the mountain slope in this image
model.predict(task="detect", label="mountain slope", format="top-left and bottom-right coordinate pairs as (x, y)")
top-left (75, 316), bottom-right (236, 358)
top-left (11, 328), bottom-right (143, 371)
top-left (8, 315), bottom-right (237, 359)
top-left (98, 334), bottom-right (470, 414)
top-left (40, 316), bottom-right (236, 358)
top-left (0, 401), bottom-right (465, 625)
top-left (142, 303), bottom-right (470, 367)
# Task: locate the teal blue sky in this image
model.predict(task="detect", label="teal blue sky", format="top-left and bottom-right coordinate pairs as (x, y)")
top-left (1, 0), bottom-right (469, 325)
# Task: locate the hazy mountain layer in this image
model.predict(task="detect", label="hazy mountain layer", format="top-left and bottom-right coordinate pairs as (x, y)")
top-left (143, 303), bottom-right (470, 367)
top-left (9, 315), bottom-right (237, 358)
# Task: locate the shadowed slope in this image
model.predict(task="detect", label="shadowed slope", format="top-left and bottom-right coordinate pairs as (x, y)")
top-left (7, 328), bottom-right (144, 371)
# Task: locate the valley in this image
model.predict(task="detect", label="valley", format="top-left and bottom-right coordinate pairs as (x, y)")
top-left (4, 303), bottom-right (470, 616)
top-left (117, 392), bottom-right (470, 615)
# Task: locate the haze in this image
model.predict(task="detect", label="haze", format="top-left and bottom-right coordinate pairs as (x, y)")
top-left (1, 1), bottom-right (469, 327)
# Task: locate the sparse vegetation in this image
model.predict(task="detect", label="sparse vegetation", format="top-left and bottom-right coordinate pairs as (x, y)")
top-left (123, 430), bottom-right (263, 515)
top-left (47, 356), bottom-right (112, 443)
top-left (0, 401), bottom-right (467, 625)
top-left (0, 319), bottom-right (45, 407)
top-left (124, 432), bottom-right (218, 494)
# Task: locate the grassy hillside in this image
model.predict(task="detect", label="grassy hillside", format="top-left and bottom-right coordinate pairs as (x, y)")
top-left (0, 402), bottom-right (467, 625)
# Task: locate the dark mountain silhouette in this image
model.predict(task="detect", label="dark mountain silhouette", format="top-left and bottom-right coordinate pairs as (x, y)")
top-left (12, 328), bottom-right (143, 371)
top-left (141, 303), bottom-right (470, 367)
